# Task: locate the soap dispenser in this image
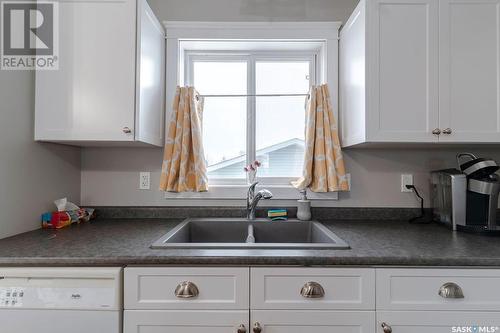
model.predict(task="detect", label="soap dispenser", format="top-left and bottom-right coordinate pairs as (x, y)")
top-left (297, 189), bottom-right (311, 221)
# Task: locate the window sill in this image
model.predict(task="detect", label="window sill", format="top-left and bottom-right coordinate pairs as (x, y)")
top-left (164, 184), bottom-right (339, 201)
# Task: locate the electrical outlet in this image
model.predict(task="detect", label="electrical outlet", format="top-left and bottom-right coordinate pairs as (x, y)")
top-left (401, 174), bottom-right (414, 192)
top-left (139, 172), bottom-right (150, 190)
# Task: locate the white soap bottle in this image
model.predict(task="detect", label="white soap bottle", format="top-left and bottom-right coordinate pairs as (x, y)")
top-left (297, 189), bottom-right (311, 221)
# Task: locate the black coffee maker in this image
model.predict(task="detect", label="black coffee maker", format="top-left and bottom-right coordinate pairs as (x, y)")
top-left (457, 153), bottom-right (500, 232)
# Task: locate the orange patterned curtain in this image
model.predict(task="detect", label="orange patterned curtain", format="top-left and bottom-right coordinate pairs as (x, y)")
top-left (160, 86), bottom-right (208, 192)
top-left (292, 84), bottom-right (349, 192)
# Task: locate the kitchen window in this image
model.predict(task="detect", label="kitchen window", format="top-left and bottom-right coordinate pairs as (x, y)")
top-left (164, 22), bottom-right (340, 199)
top-left (185, 51), bottom-right (316, 185)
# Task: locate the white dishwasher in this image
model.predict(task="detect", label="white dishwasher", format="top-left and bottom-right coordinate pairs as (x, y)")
top-left (0, 267), bottom-right (122, 333)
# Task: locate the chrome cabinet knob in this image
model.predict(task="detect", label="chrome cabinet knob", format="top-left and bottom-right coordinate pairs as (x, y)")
top-left (381, 322), bottom-right (392, 333)
top-left (300, 281), bottom-right (325, 298)
top-left (438, 282), bottom-right (464, 299)
top-left (174, 281), bottom-right (199, 298)
top-left (122, 127), bottom-right (132, 134)
top-left (432, 128), bottom-right (441, 135)
top-left (253, 322), bottom-right (262, 333)
top-left (237, 324), bottom-right (247, 333)
top-left (442, 128), bottom-right (452, 135)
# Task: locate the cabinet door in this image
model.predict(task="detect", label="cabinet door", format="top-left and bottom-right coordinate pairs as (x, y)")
top-left (377, 311), bottom-right (500, 333)
top-left (367, 0), bottom-right (439, 142)
top-left (439, 0), bottom-right (500, 142)
top-left (35, 0), bottom-right (136, 142)
top-left (124, 310), bottom-right (248, 333)
top-left (135, 0), bottom-right (165, 147)
top-left (251, 310), bottom-right (375, 333)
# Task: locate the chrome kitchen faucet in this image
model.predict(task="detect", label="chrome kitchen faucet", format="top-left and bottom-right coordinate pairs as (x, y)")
top-left (246, 182), bottom-right (273, 220)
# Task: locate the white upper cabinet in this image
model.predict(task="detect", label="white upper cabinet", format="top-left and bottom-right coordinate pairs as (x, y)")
top-left (340, 0), bottom-right (500, 146)
top-left (35, 0), bottom-right (165, 147)
top-left (439, 0), bottom-right (500, 142)
top-left (369, 0), bottom-right (439, 143)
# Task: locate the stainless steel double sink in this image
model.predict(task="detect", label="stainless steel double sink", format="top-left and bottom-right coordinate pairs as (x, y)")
top-left (151, 218), bottom-right (350, 249)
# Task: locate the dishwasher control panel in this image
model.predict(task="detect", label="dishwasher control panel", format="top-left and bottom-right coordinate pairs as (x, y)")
top-left (0, 267), bottom-right (122, 311)
top-left (0, 287), bottom-right (24, 307)
top-left (0, 286), bottom-right (115, 309)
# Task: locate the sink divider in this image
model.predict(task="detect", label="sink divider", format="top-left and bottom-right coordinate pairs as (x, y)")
top-left (246, 224), bottom-right (255, 243)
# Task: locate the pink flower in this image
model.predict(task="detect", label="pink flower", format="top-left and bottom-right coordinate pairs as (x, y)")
top-left (249, 164), bottom-right (256, 171)
top-left (254, 160), bottom-right (261, 167)
top-left (244, 166), bottom-right (249, 172)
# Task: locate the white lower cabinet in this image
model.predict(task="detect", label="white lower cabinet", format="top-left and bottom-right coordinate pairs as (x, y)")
top-left (376, 268), bottom-right (500, 311)
top-left (377, 311), bottom-right (500, 333)
top-left (124, 310), bottom-right (248, 333)
top-left (251, 267), bottom-right (375, 310)
top-left (251, 310), bottom-right (375, 333)
top-left (124, 267), bottom-right (500, 333)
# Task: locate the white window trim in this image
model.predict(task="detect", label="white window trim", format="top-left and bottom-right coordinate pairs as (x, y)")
top-left (163, 21), bottom-right (342, 201)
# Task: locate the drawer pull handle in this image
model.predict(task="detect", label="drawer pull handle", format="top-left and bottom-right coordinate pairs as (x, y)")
top-left (253, 322), bottom-right (262, 333)
top-left (174, 281), bottom-right (199, 298)
top-left (300, 281), bottom-right (325, 298)
top-left (432, 128), bottom-right (441, 135)
top-left (122, 127), bottom-right (132, 134)
top-left (381, 322), bottom-right (392, 333)
top-left (438, 282), bottom-right (464, 299)
top-left (237, 324), bottom-right (247, 333)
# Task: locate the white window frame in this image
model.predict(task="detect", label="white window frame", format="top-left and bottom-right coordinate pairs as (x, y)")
top-left (185, 50), bottom-right (317, 186)
top-left (163, 21), bottom-right (342, 202)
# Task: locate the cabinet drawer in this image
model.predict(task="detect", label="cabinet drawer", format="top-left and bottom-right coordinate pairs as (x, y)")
top-left (124, 310), bottom-right (248, 333)
top-left (251, 267), bottom-right (375, 310)
top-left (252, 310), bottom-right (375, 333)
top-left (124, 267), bottom-right (249, 310)
top-left (377, 311), bottom-right (500, 333)
top-left (377, 268), bottom-right (500, 310)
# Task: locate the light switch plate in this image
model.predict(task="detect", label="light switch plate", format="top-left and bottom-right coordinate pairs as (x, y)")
top-left (139, 172), bottom-right (151, 190)
top-left (401, 174), bottom-right (414, 192)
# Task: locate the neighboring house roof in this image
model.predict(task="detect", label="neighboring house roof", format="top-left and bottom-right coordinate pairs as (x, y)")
top-left (207, 138), bottom-right (304, 172)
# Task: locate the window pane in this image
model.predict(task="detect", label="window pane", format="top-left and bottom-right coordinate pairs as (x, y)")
top-left (203, 97), bottom-right (247, 179)
top-left (193, 61), bottom-right (247, 95)
top-left (193, 61), bottom-right (248, 179)
top-left (256, 61), bottom-right (310, 94)
top-left (256, 96), bottom-right (306, 178)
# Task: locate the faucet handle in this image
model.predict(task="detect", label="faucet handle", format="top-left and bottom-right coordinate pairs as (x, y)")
top-left (248, 181), bottom-right (259, 197)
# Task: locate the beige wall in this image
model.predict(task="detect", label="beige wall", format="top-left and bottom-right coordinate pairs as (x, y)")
top-left (0, 71), bottom-right (81, 239)
top-left (80, 146), bottom-right (500, 208)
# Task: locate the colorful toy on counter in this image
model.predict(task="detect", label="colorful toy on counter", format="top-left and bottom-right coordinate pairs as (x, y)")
top-left (267, 209), bottom-right (288, 221)
top-left (41, 198), bottom-right (95, 229)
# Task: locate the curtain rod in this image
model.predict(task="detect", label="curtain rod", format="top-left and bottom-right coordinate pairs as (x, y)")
top-left (197, 93), bottom-right (309, 98)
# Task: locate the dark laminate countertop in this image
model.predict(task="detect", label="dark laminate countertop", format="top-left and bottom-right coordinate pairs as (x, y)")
top-left (0, 218), bottom-right (499, 267)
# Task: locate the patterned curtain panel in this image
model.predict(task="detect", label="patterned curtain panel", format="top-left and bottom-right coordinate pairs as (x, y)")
top-left (292, 84), bottom-right (349, 192)
top-left (160, 86), bottom-right (208, 192)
